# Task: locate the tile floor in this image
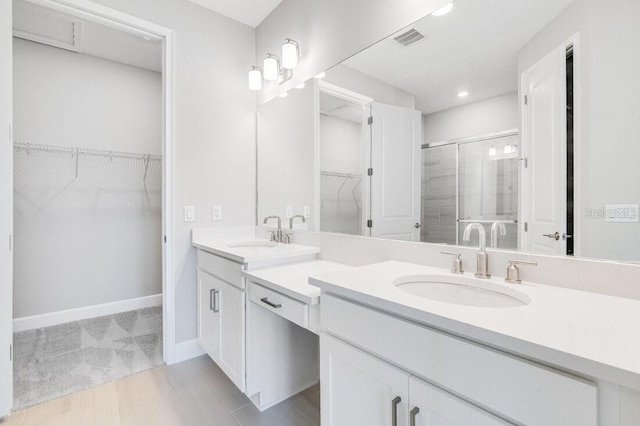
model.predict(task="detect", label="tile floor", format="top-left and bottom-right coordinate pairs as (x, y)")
top-left (1, 355), bottom-right (320, 426)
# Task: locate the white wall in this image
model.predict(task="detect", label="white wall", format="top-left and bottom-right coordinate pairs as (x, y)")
top-left (423, 92), bottom-right (518, 143)
top-left (256, 0), bottom-right (451, 104)
top-left (0, 0), bottom-right (13, 417)
top-left (12, 39), bottom-right (162, 318)
top-left (518, 0), bottom-right (640, 262)
top-left (325, 64), bottom-right (416, 109)
top-left (77, 0), bottom-right (257, 343)
top-left (257, 82), bottom-right (316, 228)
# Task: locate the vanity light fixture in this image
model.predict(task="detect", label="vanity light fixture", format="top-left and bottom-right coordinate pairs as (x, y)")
top-left (282, 39), bottom-right (300, 69)
top-left (458, 91), bottom-right (469, 98)
top-left (263, 54), bottom-right (280, 81)
top-left (432, 2), bottom-right (454, 17)
top-left (248, 66), bottom-right (263, 91)
top-left (314, 72), bottom-right (326, 79)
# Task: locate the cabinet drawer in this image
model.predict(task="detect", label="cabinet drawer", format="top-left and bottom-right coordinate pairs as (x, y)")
top-left (322, 294), bottom-right (597, 426)
top-left (249, 282), bottom-right (308, 328)
top-left (198, 250), bottom-right (245, 289)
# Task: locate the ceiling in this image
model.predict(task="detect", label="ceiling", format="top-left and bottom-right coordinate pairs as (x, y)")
top-left (186, 0), bottom-right (284, 27)
top-left (320, 92), bottom-right (363, 124)
top-left (13, 0), bottom-right (162, 73)
top-left (343, 0), bottom-right (575, 115)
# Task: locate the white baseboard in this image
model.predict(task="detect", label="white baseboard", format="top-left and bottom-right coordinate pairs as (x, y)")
top-left (13, 294), bottom-right (163, 332)
top-left (172, 338), bottom-right (206, 364)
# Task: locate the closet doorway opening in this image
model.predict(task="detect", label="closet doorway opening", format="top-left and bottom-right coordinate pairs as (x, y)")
top-left (10, 0), bottom-right (174, 411)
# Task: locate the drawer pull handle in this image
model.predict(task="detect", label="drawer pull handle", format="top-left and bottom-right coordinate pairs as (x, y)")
top-left (391, 396), bottom-right (401, 426)
top-left (410, 407), bottom-right (420, 426)
top-left (261, 297), bottom-right (282, 309)
top-left (211, 289), bottom-right (219, 313)
top-left (209, 289), bottom-right (215, 311)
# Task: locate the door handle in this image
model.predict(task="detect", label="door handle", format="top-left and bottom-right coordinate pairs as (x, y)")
top-left (410, 407), bottom-right (420, 426)
top-left (414, 223), bottom-right (421, 229)
top-left (260, 297), bottom-right (282, 309)
top-left (542, 232), bottom-right (560, 241)
top-left (391, 396), bottom-right (402, 426)
top-left (212, 289), bottom-right (220, 313)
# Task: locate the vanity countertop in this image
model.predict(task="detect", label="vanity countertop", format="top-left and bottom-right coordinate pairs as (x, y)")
top-left (310, 260), bottom-right (640, 391)
top-left (192, 227), bottom-right (320, 266)
top-left (244, 260), bottom-right (353, 305)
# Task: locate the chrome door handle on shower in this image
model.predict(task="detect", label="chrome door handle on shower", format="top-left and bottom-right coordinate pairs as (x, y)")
top-left (543, 232), bottom-right (560, 241)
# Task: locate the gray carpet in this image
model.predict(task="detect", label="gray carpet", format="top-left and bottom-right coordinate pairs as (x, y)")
top-left (13, 306), bottom-right (163, 410)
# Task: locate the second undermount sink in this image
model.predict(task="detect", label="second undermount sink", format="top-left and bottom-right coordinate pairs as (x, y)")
top-left (227, 241), bottom-right (277, 249)
top-left (394, 274), bottom-right (531, 308)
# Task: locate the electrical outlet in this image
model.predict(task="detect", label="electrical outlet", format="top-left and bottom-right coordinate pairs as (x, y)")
top-left (184, 206), bottom-right (195, 222)
top-left (286, 205), bottom-right (293, 218)
top-left (303, 206), bottom-right (311, 218)
top-left (212, 205), bottom-right (223, 221)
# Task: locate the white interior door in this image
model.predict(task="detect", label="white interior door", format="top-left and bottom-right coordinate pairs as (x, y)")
top-left (0, 0), bottom-right (13, 418)
top-left (521, 43), bottom-right (567, 255)
top-left (370, 102), bottom-right (422, 241)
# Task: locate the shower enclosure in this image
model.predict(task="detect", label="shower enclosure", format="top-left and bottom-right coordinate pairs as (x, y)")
top-left (421, 130), bottom-right (519, 250)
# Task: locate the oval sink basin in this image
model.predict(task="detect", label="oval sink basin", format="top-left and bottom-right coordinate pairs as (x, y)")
top-left (227, 241), bottom-right (277, 249)
top-left (395, 274), bottom-right (530, 308)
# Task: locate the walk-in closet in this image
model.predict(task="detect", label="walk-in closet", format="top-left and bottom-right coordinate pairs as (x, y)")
top-left (11, 0), bottom-right (164, 409)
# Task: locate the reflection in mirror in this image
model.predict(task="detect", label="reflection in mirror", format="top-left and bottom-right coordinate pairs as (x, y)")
top-left (257, 0), bottom-right (640, 263)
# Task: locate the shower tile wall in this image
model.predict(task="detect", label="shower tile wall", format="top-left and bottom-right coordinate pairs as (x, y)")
top-left (421, 145), bottom-right (457, 244)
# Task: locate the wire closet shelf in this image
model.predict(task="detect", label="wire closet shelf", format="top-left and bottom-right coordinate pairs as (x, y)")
top-left (13, 141), bottom-right (162, 183)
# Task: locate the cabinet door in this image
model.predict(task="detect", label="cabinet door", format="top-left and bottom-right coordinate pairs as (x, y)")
top-left (197, 270), bottom-right (221, 360)
top-left (408, 377), bottom-right (511, 426)
top-left (321, 335), bottom-right (409, 426)
top-left (218, 278), bottom-right (246, 392)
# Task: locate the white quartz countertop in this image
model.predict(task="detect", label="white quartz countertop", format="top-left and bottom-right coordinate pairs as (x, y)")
top-left (310, 260), bottom-right (640, 391)
top-left (244, 260), bottom-right (353, 305)
top-left (192, 227), bottom-right (320, 266)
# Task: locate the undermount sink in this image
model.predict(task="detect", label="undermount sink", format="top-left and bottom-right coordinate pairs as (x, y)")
top-left (227, 241), bottom-right (277, 249)
top-left (394, 274), bottom-right (531, 308)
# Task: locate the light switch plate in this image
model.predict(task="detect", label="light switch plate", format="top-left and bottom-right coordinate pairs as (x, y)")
top-left (605, 204), bottom-right (639, 222)
top-left (286, 205), bottom-right (293, 218)
top-left (184, 206), bottom-right (195, 222)
top-left (212, 205), bottom-right (222, 221)
top-left (303, 206), bottom-right (311, 218)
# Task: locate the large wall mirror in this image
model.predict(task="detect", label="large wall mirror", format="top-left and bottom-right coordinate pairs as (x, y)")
top-left (257, 0), bottom-right (640, 263)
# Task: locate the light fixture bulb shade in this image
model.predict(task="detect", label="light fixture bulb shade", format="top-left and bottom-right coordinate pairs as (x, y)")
top-left (263, 54), bottom-right (280, 81)
top-left (432, 2), bottom-right (454, 16)
top-left (282, 39), bottom-right (300, 69)
top-left (248, 66), bottom-right (263, 91)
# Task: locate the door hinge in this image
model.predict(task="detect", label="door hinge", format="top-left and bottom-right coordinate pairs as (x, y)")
top-left (368, 116), bottom-right (373, 125)
top-left (367, 220), bottom-right (373, 228)
top-left (524, 95), bottom-right (528, 105)
top-left (524, 222), bottom-right (528, 232)
top-left (163, 235), bottom-right (167, 243)
top-left (9, 344), bottom-right (12, 361)
top-left (519, 157), bottom-right (528, 168)
top-left (367, 168), bottom-right (373, 176)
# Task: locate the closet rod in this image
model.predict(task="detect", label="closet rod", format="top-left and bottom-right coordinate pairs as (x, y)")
top-left (13, 142), bottom-right (162, 161)
top-left (320, 171), bottom-right (362, 179)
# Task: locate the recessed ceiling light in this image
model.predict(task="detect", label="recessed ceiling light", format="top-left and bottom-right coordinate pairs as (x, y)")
top-left (432, 2), bottom-right (454, 17)
top-left (458, 91), bottom-right (469, 98)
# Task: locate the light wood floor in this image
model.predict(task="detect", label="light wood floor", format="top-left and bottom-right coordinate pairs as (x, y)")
top-left (0, 355), bottom-right (320, 426)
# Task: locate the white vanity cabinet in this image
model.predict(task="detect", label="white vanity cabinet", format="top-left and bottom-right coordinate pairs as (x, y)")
top-left (197, 250), bottom-right (246, 392)
top-left (321, 335), bottom-right (509, 426)
top-left (320, 294), bottom-right (598, 426)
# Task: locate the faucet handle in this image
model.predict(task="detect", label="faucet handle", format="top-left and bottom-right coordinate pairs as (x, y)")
top-left (441, 252), bottom-right (464, 274)
top-left (505, 260), bottom-right (537, 284)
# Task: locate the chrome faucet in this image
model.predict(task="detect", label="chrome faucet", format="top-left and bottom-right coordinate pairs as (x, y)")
top-left (263, 216), bottom-right (283, 243)
top-left (463, 223), bottom-right (490, 279)
top-left (289, 215), bottom-right (306, 230)
top-left (490, 221), bottom-right (508, 249)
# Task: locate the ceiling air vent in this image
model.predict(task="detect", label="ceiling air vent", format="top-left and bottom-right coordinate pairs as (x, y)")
top-left (393, 28), bottom-right (425, 47)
